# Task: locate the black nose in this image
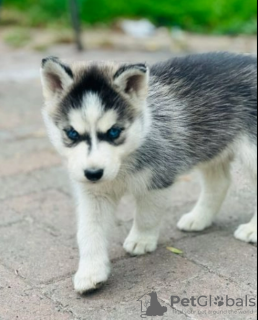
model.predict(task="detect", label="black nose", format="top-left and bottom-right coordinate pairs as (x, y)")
top-left (84, 169), bottom-right (104, 182)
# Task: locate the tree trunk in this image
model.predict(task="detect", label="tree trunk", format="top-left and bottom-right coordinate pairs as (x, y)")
top-left (69, 0), bottom-right (84, 51)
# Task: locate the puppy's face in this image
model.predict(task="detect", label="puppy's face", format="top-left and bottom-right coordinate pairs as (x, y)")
top-left (40, 57), bottom-right (149, 184)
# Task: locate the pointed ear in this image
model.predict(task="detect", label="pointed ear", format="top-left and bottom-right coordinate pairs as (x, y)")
top-left (40, 56), bottom-right (74, 100)
top-left (113, 64), bottom-right (149, 99)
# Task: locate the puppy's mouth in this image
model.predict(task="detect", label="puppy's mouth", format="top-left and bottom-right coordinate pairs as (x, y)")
top-left (87, 180), bottom-right (103, 185)
top-left (83, 177), bottom-right (108, 186)
top-left (76, 178), bottom-right (103, 185)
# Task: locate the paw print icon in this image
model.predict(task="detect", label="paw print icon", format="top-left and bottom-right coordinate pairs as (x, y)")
top-left (214, 297), bottom-right (224, 307)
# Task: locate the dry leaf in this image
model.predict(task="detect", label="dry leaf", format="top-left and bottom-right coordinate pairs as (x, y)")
top-left (167, 246), bottom-right (183, 255)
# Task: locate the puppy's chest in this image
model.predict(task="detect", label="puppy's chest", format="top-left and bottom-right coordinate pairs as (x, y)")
top-left (124, 168), bottom-right (153, 196)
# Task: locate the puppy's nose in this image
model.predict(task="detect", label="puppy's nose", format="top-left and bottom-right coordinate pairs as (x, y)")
top-left (84, 169), bottom-right (104, 182)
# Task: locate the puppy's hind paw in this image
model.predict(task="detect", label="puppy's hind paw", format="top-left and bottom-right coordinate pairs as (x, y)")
top-left (234, 223), bottom-right (257, 244)
top-left (177, 212), bottom-right (213, 232)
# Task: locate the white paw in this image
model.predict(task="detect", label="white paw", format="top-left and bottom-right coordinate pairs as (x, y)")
top-left (234, 223), bottom-right (257, 244)
top-left (177, 212), bottom-right (213, 232)
top-left (123, 233), bottom-right (158, 256)
top-left (73, 263), bottom-right (110, 294)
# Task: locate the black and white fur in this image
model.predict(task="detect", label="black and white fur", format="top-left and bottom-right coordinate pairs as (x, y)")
top-left (40, 53), bottom-right (257, 294)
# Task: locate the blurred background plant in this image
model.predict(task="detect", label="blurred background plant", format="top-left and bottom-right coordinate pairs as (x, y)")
top-left (2, 0), bottom-right (257, 34)
top-left (0, 0), bottom-right (257, 52)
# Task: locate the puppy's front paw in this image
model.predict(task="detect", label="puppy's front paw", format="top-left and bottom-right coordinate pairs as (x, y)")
top-left (73, 263), bottom-right (110, 294)
top-left (123, 233), bottom-right (158, 256)
top-left (234, 223), bottom-right (257, 244)
top-left (177, 212), bottom-right (213, 232)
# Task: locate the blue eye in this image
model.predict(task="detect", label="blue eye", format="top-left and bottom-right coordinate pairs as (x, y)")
top-left (107, 127), bottom-right (122, 140)
top-left (66, 129), bottom-right (80, 141)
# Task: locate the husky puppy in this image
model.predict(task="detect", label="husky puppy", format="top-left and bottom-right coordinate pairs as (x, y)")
top-left (40, 53), bottom-right (257, 294)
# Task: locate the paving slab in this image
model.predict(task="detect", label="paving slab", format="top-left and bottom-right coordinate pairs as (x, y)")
top-left (43, 248), bottom-right (200, 320)
top-left (0, 166), bottom-right (71, 200)
top-left (0, 221), bottom-right (77, 284)
top-left (44, 247), bottom-right (257, 320)
top-left (0, 137), bottom-right (51, 159)
top-left (174, 232), bottom-right (258, 291)
top-left (0, 265), bottom-right (72, 320)
top-left (0, 81), bottom-right (43, 131)
top-left (2, 190), bottom-right (76, 238)
top-left (0, 201), bottom-right (23, 227)
top-left (0, 149), bottom-right (61, 177)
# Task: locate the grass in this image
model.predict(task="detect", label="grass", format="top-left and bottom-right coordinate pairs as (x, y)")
top-left (2, 0), bottom-right (257, 34)
top-left (3, 28), bottom-right (31, 47)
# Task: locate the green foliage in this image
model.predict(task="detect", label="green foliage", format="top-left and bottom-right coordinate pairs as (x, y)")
top-left (3, 0), bottom-right (257, 34)
top-left (3, 0), bottom-right (69, 27)
top-left (3, 28), bottom-right (31, 47)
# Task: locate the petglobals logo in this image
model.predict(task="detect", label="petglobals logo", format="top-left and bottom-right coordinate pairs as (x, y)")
top-left (138, 291), bottom-right (167, 318)
top-left (137, 292), bottom-right (257, 318)
top-left (170, 295), bottom-right (257, 308)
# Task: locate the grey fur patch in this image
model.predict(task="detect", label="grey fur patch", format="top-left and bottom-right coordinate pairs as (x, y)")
top-left (127, 53), bottom-right (257, 189)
